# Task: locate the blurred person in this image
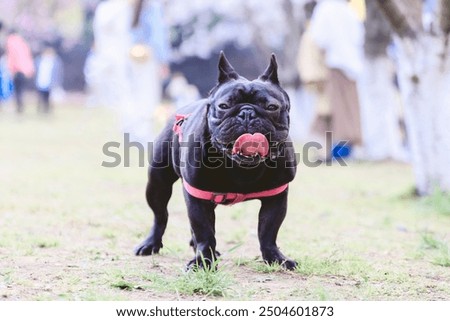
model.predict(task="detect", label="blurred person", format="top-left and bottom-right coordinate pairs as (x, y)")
top-left (296, 0), bottom-right (330, 160)
top-left (35, 44), bottom-right (63, 113)
top-left (0, 48), bottom-right (14, 105)
top-left (91, 0), bottom-right (170, 144)
top-left (128, 0), bottom-right (170, 143)
top-left (83, 43), bottom-right (109, 108)
top-left (309, 0), bottom-right (365, 160)
top-left (0, 21), bottom-right (3, 52)
top-left (5, 28), bottom-right (35, 113)
top-left (0, 22), bottom-right (14, 106)
top-left (92, 0), bottom-right (133, 110)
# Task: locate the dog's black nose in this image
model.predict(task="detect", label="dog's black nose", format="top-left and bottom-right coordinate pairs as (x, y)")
top-left (238, 107), bottom-right (256, 123)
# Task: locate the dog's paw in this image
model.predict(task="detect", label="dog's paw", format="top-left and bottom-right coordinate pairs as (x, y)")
top-left (262, 247), bottom-right (297, 270)
top-left (281, 259), bottom-right (298, 271)
top-left (185, 256), bottom-right (217, 271)
top-left (134, 238), bottom-right (163, 256)
top-left (264, 257), bottom-right (298, 271)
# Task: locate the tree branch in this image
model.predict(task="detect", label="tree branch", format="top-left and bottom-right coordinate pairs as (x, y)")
top-left (365, 0), bottom-right (392, 58)
top-left (441, 0), bottom-right (450, 34)
top-left (375, 0), bottom-right (417, 38)
top-left (132, 0), bottom-right (145, 28)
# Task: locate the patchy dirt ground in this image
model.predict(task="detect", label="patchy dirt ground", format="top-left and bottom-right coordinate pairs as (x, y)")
top-left (1, 101), bottom-right (449, 301)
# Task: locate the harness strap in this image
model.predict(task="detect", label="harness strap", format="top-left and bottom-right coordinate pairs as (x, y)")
top-left (183, 180), bottom-right (288, 205)
top-left (172, 114), bottom-right (189, 141)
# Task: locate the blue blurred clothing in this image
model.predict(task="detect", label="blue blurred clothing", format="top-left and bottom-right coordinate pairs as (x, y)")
top-left (131, 1), bottom-right (170, 64)
top-left (0, 57), bottom-right (14, 100)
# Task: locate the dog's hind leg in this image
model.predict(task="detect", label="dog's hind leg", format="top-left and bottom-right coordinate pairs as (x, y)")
top-left (135, 141), bottom-right (179, 256)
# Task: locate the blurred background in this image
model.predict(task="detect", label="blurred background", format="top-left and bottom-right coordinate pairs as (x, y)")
top-left (1, 0), bottom-right (450, 301)
top-left (0, 0), bottom-right (449, 197)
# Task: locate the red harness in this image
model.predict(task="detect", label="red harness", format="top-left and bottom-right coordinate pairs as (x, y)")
top-left (173, 114), bottom-right (288, 205)
top-left (183, 180), bottom-right (288, 205)
top-left (172, 114), bottom-right (189, 141)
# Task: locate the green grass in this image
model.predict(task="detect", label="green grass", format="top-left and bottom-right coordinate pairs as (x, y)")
top-left (235, 258), bottom-right (284, 273)
top-left (158, 256), bottom-right (234, 297)
top-left (108, 264), bottom-right (233, 298)
top-left (35, 240), bottom-right (60, 249)
top-left (420, 233), bottom-right (450, 267)
top-left (111, 280), bottom-right (135, 291)
top-left (421, 233), bottom-right (446, 250)
top-left (170, 268), bottom-right (232, 297)
top-left (294, 255), bottom-right (370, 277)
top-left (422, 189), bottom-right (450, 216)
top-left (1, 100), bottom-right (450, 300)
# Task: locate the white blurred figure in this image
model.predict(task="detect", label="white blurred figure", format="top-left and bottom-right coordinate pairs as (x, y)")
top-left (84, 44), bottom-right (112, 108)
top-left (128, 0), bottom-right (170, 144)
top-left (90, 0), bottom-right (170, 144)
top-left (296, 0), bottom-right (329, 155)
top-left (92, 0), bottom-right (132, 108)
top-left (35, 45), bottom-right (64, 113)
top-left (309, 0), bottom-right (365, 159)
top-left (166, 72), bottom-right (200, 109)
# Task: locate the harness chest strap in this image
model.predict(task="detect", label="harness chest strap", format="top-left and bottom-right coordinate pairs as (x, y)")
top-left (183, 179), bottom-right (289, 205)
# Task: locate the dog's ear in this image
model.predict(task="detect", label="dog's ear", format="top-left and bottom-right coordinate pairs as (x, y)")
top-left (259, 54), bottom-right (279, 85)
top-left (218, 51), bottom-right (239, 83)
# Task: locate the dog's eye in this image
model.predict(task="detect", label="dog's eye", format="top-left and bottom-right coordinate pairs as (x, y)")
top-left (218, 103), bottom-right (229, 109)
top-left (266, 104), bottom-right (279, 111)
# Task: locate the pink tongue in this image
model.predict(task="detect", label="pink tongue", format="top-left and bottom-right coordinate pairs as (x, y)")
top-left (232, 133), bottom-right (269, 157)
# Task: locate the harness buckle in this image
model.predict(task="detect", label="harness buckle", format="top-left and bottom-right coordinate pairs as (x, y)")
top-left (211, 193), bottom-right (228, 204)
top-left (211, 192), bottom-right (246, 205)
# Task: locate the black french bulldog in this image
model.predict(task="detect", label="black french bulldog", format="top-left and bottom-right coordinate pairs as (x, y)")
top-left (135, 52), bottom-right (297, 270)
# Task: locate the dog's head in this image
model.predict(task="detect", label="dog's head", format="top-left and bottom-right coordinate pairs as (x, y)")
top-left (207, 52), bottom-right (290, 167)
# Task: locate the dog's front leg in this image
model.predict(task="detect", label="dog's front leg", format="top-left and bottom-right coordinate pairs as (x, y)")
top-left (183, 190), bottom-right (218, 270)
top-left (258, 189), bottom-right (297, 270)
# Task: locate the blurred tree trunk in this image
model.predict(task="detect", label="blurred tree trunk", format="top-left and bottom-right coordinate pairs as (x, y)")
top-left (244, 0), bottom-right (304, 87)
top-left (82, 0), bottom-right (101, 45)
top-left (359, 0), bottom-right (406, 161)
top-left (279, 0), bottom-right (304, 87)
top-left (375, 0), bottom-right (450, 195)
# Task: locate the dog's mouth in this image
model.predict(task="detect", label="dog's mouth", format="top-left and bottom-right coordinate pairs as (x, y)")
top-left (216, 133), bottom-right (282, 167)
top-left (228, 133), bottom-right (269, 167)
top-left (232, 133), bottom-right (269, 158)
